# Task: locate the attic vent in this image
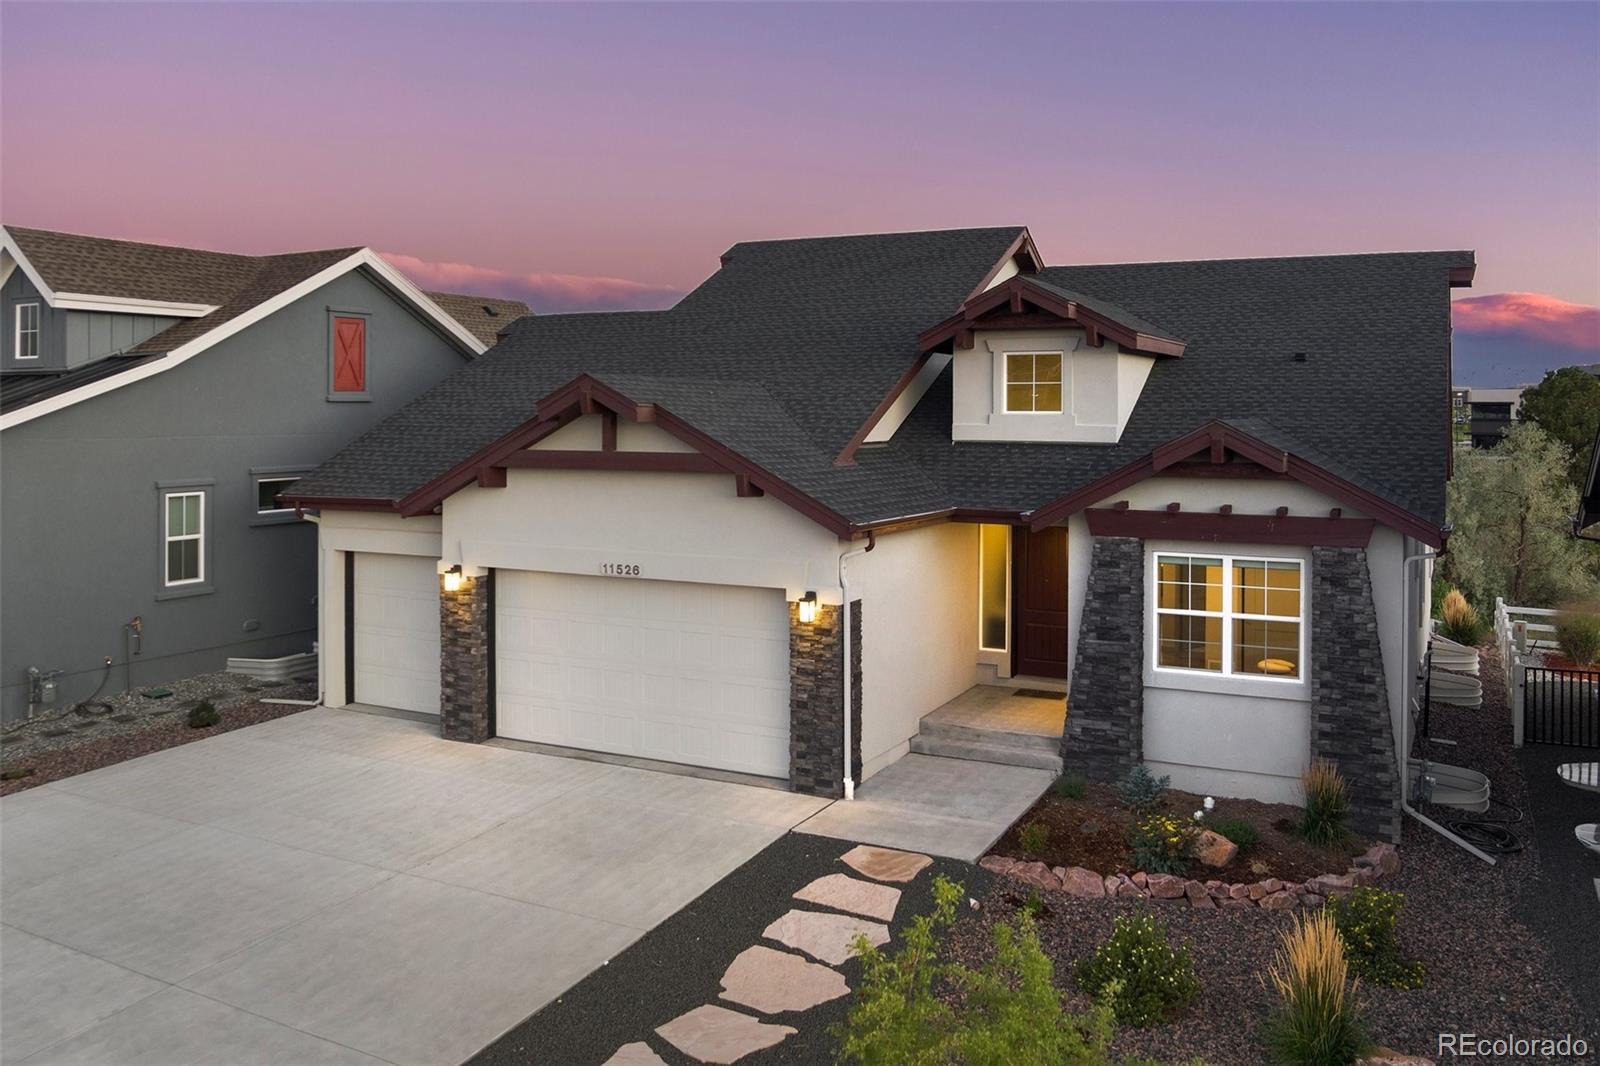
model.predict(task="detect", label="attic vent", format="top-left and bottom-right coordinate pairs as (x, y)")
top-left (1292, 352), bottom-right (1307, 363)
top-left (483, 305), bottom-right (499, 317)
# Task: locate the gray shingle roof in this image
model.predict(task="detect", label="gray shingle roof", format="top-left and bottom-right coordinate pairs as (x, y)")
top-left (287, 231), bottom-right (1470, 530)
top-left (424, 292), bottom-right (531, 346)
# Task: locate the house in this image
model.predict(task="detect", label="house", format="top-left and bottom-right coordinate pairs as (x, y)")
top-left (284, 227), bottom-right (1474, 842)
top-left (0, 224), bottom-right (528, 722)
top-left (1459, 386), bottom-right (1524, 448)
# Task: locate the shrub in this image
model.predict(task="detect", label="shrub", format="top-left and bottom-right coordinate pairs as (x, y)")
top-left (1021, 891), bottom-right (1046, 920)
top-left (835, 874), bottom-right (1119, 1066)
top-left (1118, 764), bottom-right (1170, 814)
top-left (1438, 589), bottom-right (1485, 645)
top-left (1554, 602), bottom-right (1600, 667)
top-left (1129, 814), bottom-right (1198, 876)
top-left (1053, 771), bottom-right (1088, 799)
top-left (185, 701), bottom-right (220, 729)
top-left (1263, 910), bottom-right (1369, 1066)
top-left (1326, 887), bottom-right (1424, 990)
top-left (1018, 821), bottom-right (1050, 856)
top-left (1209, 815), bottom-right (1261, 850)
top-left (1076, 914), bottom-right (1200, 1028)
top-left (1300, 760), bottom-right (1349, 846)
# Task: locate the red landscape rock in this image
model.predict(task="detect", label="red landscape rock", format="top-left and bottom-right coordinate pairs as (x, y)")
top-left (1194, 829), bottom-right (1239, 868)
top-left (1259, 891), bottom-right (1298, 910)
top-left (1147, 874), bottom-right (1186, 899)
top-left (1059, 866), bottom-right (1106, 898)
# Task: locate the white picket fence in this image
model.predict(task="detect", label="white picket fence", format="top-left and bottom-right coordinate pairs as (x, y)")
top-left (1493, 597), bottom-right (1560, 746)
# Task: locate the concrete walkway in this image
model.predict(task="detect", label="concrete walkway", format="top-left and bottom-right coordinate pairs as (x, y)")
top-left (0, 708), bottom-right (828, 1066)
top-left (795, 753), bottom-right (1053, 861)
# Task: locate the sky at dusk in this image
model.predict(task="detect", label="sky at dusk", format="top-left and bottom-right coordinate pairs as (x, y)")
top-left (3, 1), bottom-right (1596, 385)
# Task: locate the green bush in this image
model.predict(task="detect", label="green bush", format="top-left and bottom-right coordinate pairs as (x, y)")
top-left (1264, 910), bottom-right (1370, 1066)
top-left (1053, 771), bottom-right (1088, 799)
top-left (185, 701), bottom-right (220, 729)
top-left (1018, 821), bottom-right (1050, 856)
top-left (1118, 764), bottom-right (1170, 814)
top-left (1076, 914), bottom-right (1200, 1028)
top-left (1300, 760), bottom-right (1349, 846)
top-left (834, 875), bottom-right (1120, 1066)
top-left (1326, 887), bottom-right (1424, 990)
top-left (1555, 603), bottom-right (1600, 666)
top-left (1209, 815), bottom-right (1261, 850)
top-left (1129, 814), bottom-right (1197, 876)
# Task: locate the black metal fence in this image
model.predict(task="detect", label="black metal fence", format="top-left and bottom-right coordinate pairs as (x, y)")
top-left (1524, 666), bottom-right (1600, 747)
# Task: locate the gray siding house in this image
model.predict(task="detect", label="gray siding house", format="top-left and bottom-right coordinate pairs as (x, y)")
top-left (0, 225), bottom-right (527, 722)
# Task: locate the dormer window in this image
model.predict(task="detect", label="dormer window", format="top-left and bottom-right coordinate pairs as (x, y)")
top-left (1003, 352), bottom-right (1062, 413)
top-left (14, 302), bottom-right (40, 359)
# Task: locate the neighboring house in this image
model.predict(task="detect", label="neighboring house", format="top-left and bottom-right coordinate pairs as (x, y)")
top-left (286, 227), bottom-right (1474, 842)
top-left (1458, 386), bottom-right (1524, 448)
top-left (1449, 386), bottom-right (1470, 445)
top-left (0, 224), bottom-right (527, 722)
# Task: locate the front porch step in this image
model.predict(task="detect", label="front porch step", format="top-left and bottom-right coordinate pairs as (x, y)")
top-left (909, 734), bottom-right (1063, 773)
top-left (916, 718), bottom-right (1062, 753)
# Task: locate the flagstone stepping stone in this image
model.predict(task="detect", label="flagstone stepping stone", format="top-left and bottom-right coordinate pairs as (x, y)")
top-left (602, 1042), bottom-right (669, 1065)
top-left (840, 844), bottom-right (932, 883)
top-left (762, 907), bottom-right (890, 964)
top-left (793, 873), bottom-right (901, 921)
top-left (719, 944), bottom-right (850, 1013)
top-left (656, 1004), bottom-right (797, 1064)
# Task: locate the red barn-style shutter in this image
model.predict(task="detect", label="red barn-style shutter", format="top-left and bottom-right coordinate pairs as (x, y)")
top-left (332, 317), bottom-right (366, 392)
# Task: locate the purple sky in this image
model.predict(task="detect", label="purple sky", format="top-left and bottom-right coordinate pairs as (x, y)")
top-left (3, 2), bottom-right (1596, 381)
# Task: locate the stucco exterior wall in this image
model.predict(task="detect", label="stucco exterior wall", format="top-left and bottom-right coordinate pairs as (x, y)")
top-left (0, 269), bottom-right (469, 721)
top-left (850, 521), bottom-right (980, 778)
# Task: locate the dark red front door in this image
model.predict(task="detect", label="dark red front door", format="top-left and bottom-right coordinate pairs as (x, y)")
top-left (1014, 526), bottom-right (1069, 678)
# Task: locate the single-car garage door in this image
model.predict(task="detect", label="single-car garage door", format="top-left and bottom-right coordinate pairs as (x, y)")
top-left (496, 572), bottom-right (790, 778)
top-left (352, 553), bottom-right (441, 715)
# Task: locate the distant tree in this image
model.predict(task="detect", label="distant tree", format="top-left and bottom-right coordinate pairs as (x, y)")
top-left (1518, 367), bottom-right (1600, 488)
top-left (1444, 422), bottom-right (1599, 608)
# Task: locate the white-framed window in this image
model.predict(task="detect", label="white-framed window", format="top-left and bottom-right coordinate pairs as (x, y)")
top-left (978, 524), bottom-right (1010, 651)
top-left (14, 302), bottom-right (40, 360)
top-left (1152, 552), bottom-right (1304, 680)
top-left (1003, 351), bottom-right (1063, 413)
top-left (163, 491), bottom-right (205, 586)
top-left (255, 475), bottom-right (300, 515)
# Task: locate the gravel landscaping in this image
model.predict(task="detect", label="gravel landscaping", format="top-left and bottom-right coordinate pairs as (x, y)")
top-left (953, 639), bottom-right (1597, 1064)
top-left (0, 670), bottom-right (315, 795)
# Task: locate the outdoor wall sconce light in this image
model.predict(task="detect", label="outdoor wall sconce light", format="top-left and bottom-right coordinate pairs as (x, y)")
top-left (443, 565), bottom-right (464, 593)
top-left (798, 590), bottom-right (818, 624)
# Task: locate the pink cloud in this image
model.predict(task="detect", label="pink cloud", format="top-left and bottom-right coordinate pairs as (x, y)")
top-left (380, 251), bottom-right (683, 313)
top-left (1452, 292), bottom-right (1600, 350)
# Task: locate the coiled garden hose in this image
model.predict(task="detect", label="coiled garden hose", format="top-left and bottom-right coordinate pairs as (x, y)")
top-left (1437, 797), bottom-right (1527, 855)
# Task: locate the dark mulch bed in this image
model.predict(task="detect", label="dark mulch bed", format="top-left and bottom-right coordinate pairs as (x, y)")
top-left (992, 781), bottom-right (1365, 884)
top-left (469, 833), bottom-right (991, 1066)
top-left (953, 639), bottom-right (1595, 1064)
top-left (0, 697), bottom-right (309, 795)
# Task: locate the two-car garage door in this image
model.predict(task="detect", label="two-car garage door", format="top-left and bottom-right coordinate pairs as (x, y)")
top-left (496, 572), bottom-right (791, 779)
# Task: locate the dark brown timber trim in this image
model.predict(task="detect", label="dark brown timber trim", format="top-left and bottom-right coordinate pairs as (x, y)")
top-left (1085, 507), bottom-right (1376, 548)
top-left (834, 349), bottom-right (935, 467)
top-left (498, 450), bottom-right (725, 474)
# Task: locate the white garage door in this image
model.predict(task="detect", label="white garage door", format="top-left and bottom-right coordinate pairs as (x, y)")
top-left (496, 572), bottom-right (791, 778)
top-left (352, 553), bottom-right (440, 715)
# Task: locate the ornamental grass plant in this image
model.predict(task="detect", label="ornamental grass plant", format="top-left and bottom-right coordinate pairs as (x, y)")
top-left (1263, 910), bottom-right (1370, 1066)
top-left (1300, 759), bottom-right (1350, 846)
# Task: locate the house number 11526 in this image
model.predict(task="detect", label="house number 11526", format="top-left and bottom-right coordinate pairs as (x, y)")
top-left (599, 562), bottom-right (641, 577)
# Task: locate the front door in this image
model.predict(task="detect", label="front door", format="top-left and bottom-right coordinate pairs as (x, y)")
top-left (1014, 526), bottom-right (1069, 678)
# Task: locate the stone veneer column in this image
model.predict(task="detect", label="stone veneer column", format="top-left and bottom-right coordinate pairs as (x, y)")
top-left (1309, 546), bottom-right (1401, 842)
top-left (1060, 536), bottom-right (1145, 781)
top-left (439, 570), bottom-right (491, 743)
top-left (788, 600), bottom-right (863, 797)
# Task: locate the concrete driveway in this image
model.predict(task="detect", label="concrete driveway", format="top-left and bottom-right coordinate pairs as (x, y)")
top-left (0, 708), bottom-right (828, 1066)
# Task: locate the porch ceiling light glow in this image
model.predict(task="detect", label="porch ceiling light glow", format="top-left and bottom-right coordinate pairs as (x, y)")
top-left (798, 591), bottom-right (818, 624)
top-left (443, 565), bottom-right (464, 593)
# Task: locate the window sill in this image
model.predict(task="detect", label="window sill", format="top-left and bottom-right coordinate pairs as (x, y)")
top-left (1145, 667), bottom-right (1308, 703)
top-left (155, 582), bottom-right (214, 602)
top-left (325, 393), bottom-right (371, 403)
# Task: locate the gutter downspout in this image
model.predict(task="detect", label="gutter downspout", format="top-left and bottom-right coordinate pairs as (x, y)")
top-left (1400, 541), bottom-right (1496, 865)
top-left (839, 532), bottom-right (876, 801)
